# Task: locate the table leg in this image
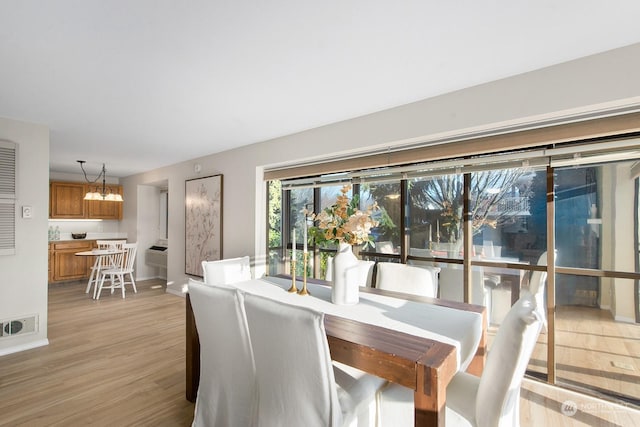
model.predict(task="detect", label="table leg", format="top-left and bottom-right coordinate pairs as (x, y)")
top-left (414, 363), bottom-right (446, 427)
top-left (186, 294), bottom-right (200, 403)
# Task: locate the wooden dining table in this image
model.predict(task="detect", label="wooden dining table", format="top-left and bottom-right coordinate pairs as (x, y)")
top-left (185, 276), bottom-right (486, 427)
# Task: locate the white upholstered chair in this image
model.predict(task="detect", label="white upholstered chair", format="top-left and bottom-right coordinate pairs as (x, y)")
top-left (86, 239), bottom-right (126, 295)
top-left (188, 279), bottom-right (258, 427)
top-left (439, 264), bottom-right (492, 315)
top-left (96, 242), bottom-right (137, 299)
top-left (202, 256), bottom-right (251, 285)
top-left (243, 293), bottom-right (386, 427)
top-left (528, 251), bottom-right (551, 326)
top-left (326, 256), bottom-right (375, 288)
top-left (376, 291), bottom-right (543, 427)
top-left (201, 256), bottom-right (251, 286)
top-left (375, 262), bottom-right (437, 298)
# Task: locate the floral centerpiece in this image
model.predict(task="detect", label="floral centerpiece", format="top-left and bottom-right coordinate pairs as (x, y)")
top-left (305, 184), bottom-right (379, 248)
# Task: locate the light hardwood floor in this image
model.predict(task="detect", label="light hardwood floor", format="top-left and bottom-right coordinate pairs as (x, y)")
top-left (1, 280), bottom-right (638, 426)
top-left (0, 279), bottom-right (194, 427)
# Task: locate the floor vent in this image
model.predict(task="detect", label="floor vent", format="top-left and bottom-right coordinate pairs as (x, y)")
top-left (0, 315), bottom-right (37, 337)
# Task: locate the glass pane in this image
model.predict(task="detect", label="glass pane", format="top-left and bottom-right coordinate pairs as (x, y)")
top-left (316, 185), bottom-right (353, 253)
top-left (288, 188), bottom-right (313, 277)
top-left (267, 180), bottom-right (282, 276)
top-left (469, 167), bottom-right (545, 264)
top-left (555, 274), bottom-right (640, 401)
top-left (290, 187), bottom-right (313, 236)
top-left (268, 248), bottom-right (283, 276)
top-left (320, 185), bottom-right (352, 210)
top-left (408, 173), bottom-right (464, 259)
top-left (360, 181), bottom-right (401, 254)
top-left (483, 265), bottom-right (548, 378)
top-left (555, 160), bottom-right (639, 305)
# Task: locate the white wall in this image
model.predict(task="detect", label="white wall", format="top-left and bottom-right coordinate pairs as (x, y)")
top-left (135, 184), bottom-right (164, 280)
top-left (0, 117), bottom-right (50, 355)
top-left (120, 43), bottom-right (640, 295)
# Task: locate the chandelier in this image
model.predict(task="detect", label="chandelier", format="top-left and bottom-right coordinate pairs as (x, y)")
top-left (77, 160), bottom-right (124, 202)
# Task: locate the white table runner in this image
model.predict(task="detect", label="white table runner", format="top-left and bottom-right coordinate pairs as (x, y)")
top-left (232, 277), bottom-right (483, 371)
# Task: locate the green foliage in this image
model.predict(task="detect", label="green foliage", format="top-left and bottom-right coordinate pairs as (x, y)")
top-left (268, 180), bottom-right (282, 247)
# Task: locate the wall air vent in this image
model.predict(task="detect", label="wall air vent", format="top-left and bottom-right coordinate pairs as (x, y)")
top-left (0, 315), bottom-right (37, 337)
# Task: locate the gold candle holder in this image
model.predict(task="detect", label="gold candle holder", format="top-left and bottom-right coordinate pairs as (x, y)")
top-left (288, 260), bottom-right (298, 293)
top-left (298, 252), bottom-right (310, 296)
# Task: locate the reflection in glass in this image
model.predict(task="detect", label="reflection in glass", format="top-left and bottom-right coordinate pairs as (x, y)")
top-left (408, 173), bottom-right (465, 259)
top-left (554, 275), bottom-right (639, 401)
top-left (267, 180), bottom-right (282, 275)
top-left (469, 168), bottom-right (544, 263)
top-left (360, 181), bottom-right (401, 254)
top-left (555, 160), bottom-right (639, 306)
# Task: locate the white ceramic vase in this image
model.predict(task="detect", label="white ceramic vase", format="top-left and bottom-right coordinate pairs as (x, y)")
top-left (331, 242), bottom-right (359, 305)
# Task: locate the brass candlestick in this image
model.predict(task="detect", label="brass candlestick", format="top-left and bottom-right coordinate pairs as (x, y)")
top-left (288, 260), bottom-right (298, 293)
top-left (298, 252), bottom-right (310, 296)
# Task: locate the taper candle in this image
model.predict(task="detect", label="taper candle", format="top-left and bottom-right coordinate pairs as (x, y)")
top-left (292, 229), bottom-right (296, 260)
top-left (303, 218), bottom-right (308, 253)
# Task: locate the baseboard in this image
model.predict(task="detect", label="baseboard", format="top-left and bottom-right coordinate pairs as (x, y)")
top-left (166, 287), bottom-right (185, 298)
top-left (136, 275), bottom-right (166, 281)
top-left (614, 315), bottom-right (636, 324)
top-left (0, 338), bottom-right (49, 357)
top-left (599, 304), bottom-right (611, 310)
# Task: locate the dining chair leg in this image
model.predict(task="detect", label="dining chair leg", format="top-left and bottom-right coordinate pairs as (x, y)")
top-left (86, 257), bottom-right (100, 294)
top-left (96, 274), bottom-right (106, 300)
top-left (120, 273), bottom-right (126, 298)
top-left (129, 273), bottom-right (137, 293)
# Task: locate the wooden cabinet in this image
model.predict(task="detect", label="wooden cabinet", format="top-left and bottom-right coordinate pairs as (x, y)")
top-left (87, 184), bottom-right (123, 220)
top-left (49, 181), bottom-right (123, 220)
top-left (50, 182), bottom-right (87, 219)
top-left (49, 240), bottom-right (95, 283)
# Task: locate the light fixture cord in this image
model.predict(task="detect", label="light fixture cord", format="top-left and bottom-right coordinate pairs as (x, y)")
top-left (78, 161), bottom-right (109, 199)
top-left (78, 160), bottom-right (105, 184)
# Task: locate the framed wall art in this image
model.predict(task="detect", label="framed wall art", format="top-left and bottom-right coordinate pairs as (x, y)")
top-left (185, 174), bottom-right (223, 276)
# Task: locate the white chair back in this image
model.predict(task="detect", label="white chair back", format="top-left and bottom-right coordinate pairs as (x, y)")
top-left (201, 256), bottom-right (251, 285)
top-left (375, 262), bottom-right (437, 297)
top-left (188, 279), bottom-right (257, 427)
top-left (528, 251), bottom-right (550, 325)
top-left (439, 264), bottom-right (489, 306)
top-left (96, 239), bottom-right (126, 267)
top-left (121, 243), bottom-right (137, 271)
top-left (375, 292), bottom-right (542, 427)
top-left (243, 293), bottom-right (342, 427)
top-left (375, 241), bottom-right (395, 254)
top-left (475, 291), bottom-right (543, 427)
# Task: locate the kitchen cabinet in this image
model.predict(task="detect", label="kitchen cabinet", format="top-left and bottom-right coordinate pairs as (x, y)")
top-left (87, 184), bottom-right (123, 220)
top-left (49, 240), bottom-right (95, 283)
top-left (49, 181), bottom-right (123, 220)
top-left (49, 182), bottom-right (87, 219)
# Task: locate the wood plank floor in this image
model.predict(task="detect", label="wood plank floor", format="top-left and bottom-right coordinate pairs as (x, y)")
top-left (0, 279), bottom-right (194, 427)
top-left (1, 279), bottom-right (638, 426)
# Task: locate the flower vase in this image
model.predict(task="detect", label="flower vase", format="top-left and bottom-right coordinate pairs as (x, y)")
top-left (331, 242), bottom-right (359, 305)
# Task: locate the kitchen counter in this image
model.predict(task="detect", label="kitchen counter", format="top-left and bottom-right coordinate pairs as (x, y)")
top-left (49, 233), bottom-right (128, 243)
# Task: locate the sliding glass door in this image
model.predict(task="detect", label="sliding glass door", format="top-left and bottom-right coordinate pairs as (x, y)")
top-left (266, 138), bottom-right (640, 406)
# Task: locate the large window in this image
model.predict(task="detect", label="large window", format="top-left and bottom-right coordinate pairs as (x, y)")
top-left (266, 139), bottom-right (640, 406)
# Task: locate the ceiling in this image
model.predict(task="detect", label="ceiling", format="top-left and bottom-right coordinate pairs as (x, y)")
top-left (1, 1), bottom-right (640, 178)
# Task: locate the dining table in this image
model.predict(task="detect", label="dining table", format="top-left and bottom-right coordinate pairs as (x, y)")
top-left (185, 275), bottom-right (487, 427)
top-left (75, 248), bottom-right (122, 298)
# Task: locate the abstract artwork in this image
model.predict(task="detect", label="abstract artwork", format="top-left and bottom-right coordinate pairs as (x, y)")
top-left (185, 174), bottom-right (222, 276)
